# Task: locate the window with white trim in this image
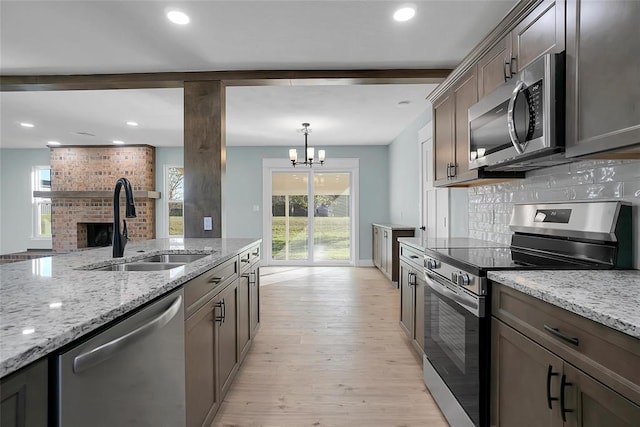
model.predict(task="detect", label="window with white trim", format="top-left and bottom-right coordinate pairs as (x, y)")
top-left (166, 166), bottom-right (184, 236)
top-left (32, 166), bottom-right (52, 238)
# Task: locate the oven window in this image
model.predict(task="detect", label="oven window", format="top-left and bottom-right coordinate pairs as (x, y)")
top-left (432, 298), bottom-right (466, 373)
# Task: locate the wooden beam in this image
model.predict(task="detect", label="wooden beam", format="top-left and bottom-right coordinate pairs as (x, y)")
top-left (183, 81), bottom-right (225, 238)
top-left (0, 69), bottom-right (452, 91)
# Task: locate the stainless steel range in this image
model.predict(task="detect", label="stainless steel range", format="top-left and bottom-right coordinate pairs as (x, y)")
top-left (422, 201), bottom-right (632, 427)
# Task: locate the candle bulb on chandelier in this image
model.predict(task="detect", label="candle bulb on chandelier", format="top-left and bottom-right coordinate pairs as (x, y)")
top-left (318, 150), bottom-right (326, 163)
top-left (289, 149), bottom-right (298, 162)
top-left (307, 147), bottom-right (315, 161)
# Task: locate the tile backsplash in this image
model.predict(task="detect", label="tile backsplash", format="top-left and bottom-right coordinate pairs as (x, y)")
top-left (468, 159), bottom-right (640, 269)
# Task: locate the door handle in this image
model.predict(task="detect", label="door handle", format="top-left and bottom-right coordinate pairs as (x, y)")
top-left (546, 365), bottom-right (559, 409)
top-left (507, 81), bottom-right (535, 155)
top-left (560, 374), bottom-right (574, 422)
top-left (215, 300), bottom-right (224, 324)
top-left (73, 294), bottom-right (182, 374)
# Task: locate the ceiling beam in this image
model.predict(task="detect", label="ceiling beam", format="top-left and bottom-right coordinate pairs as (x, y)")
top-left (0, 69), bottom-right (451, 91)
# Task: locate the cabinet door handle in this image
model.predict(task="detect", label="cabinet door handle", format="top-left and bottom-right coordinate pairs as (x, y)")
top-left (504, 60), bottom-right (510, 82)
top-left (221, 298), bottom-right (226, 324)
top-left (446, 163), bottom-right (451, 178)
top-left (560, 374), bottom-right (574, 422)
top-left (449, 163), bottom-right (456, 178)
top-left (543, 325), bottom-right (579, 346)
top-left (546, 365), bottom-right (559, 409)
top-left (215, 300), bottom-right (224, 324)
top-left (509, 55), bottom-right (517, 76)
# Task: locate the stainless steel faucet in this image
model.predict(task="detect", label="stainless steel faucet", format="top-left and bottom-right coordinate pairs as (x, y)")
top-left (112, 177), bottom-right (137, 258)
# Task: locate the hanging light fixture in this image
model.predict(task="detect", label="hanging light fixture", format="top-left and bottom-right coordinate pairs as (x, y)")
top-left (289, 122), bottom-right (326, 167)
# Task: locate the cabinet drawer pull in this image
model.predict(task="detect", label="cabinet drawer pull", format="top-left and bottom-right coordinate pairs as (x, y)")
top-left (207, 276), bottom-right (224, 284)
top-left (241, 258), bottom-right (251, 263)
top-left (560, 374), bottom-right (574, 422)
top-left (543, 325), bottom-right (579, 346)
top-left (546, 365), bottom-right (559, 409)
top-left (409, 255), bottom-right (419, 259)
top-left (252, 251), bottom-right (259, 257)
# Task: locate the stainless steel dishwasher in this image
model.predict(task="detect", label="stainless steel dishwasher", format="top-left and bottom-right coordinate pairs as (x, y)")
top-left (57, 288), bottom-right (185, 426)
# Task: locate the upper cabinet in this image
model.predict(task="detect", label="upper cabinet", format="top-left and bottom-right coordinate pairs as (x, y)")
top-left (510, 0), bottom-right (565, 74)
top-left (433, 66), bottom-right (485, 186)
top-left (477, 0), bottom-right (565, 102)
top-left (565, 0), bottom-right (640, 158)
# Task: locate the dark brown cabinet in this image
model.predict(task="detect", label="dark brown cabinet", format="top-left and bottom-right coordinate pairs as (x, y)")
top-left (217, 282), bottom-right (238, 399)
top-left (491, 282), bottom-right (640, 427)
top-left (565, 0), bottom-right (640, 158)
top-left (238, 243), bottom-right (261, 363)
top-left (185, 298), bottom-right (219, 427)
top-left (0, 359), bottom-right (48, 427)
top-left (184, 243), bottom-right (261, 427)
top-left (433, 66), bottom-right (479, 186)
top-left (477, 0), bottom-right (564, 101)
top-left (372, 224), bottom-right (415, 286)
top-left (398, 243), bottom-right (425, 356)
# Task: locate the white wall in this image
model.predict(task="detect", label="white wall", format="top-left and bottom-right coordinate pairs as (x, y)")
top-left (388, 109), bottom-right (431, 227)
top-left (0, 149), bottom-right (52, 254)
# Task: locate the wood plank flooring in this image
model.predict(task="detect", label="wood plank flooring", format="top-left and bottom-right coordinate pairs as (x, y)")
top-left (211, 266), bottom-right (448, 427)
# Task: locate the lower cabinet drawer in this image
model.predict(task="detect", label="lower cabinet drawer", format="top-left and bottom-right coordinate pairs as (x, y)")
top-left (400, 243), bottom-right (423, 269)
top-left (185, 257), bottom-right (238, 314)
top-left (492, 282), bottom-right (640, 404)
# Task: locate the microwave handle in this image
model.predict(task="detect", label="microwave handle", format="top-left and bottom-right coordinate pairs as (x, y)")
top-left (507, 81), bottom-right (527, 154)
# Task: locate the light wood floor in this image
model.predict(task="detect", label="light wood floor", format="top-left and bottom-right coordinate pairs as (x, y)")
top-left (211, 266), bottom-right (448, 427)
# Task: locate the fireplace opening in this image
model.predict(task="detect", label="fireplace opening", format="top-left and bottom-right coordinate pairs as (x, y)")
top-left (85, 223), bottom-right (113, 247)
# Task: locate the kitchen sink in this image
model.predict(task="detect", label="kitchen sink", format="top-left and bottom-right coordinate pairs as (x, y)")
top-left (90, 262), bottom-right (186, 272)
top-left (136, 254), bottom-right (208, 263)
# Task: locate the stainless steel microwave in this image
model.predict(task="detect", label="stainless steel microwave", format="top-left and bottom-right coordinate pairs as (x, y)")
top-left (468, 53), bottom-right (567, 171)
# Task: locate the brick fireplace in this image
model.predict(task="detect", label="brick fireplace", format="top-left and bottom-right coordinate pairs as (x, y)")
top-left (50, 146), bottom-right (157, 252)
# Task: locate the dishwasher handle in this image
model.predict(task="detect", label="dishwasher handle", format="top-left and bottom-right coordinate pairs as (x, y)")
top-left (73, 294), bottom-right (183, 374)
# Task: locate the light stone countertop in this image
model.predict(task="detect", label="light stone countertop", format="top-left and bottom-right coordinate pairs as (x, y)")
top-left (488, 270), bottom-right (640, 339)
top-left (0, 238), bottom-right (260, 378)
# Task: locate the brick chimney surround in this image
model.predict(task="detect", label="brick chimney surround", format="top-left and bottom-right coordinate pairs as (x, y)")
top-left (49, 146), bottom-right (158, 252)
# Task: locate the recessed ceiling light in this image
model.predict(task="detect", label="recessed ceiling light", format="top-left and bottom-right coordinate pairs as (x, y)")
top-left (47, 141), bottom-right (61, 146)
top-left (394, 6), bottom-right (416, 22)
top-left (113, 140), bottom-right (125, 145)
top-left (167, 9), bottom-right (190, 25)
top-left (126, 121), bottom-right (139, 127)
top-left (20, 122), bottom-right (35, 128)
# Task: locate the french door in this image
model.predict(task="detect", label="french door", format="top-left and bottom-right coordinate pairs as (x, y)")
top-left (265, 164), bottom-right (356, 265)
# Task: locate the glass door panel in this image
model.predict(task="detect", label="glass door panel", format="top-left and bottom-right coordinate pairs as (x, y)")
top-left (313, 173), bottom-right (351, 261)
top-left (271, 172), bottom-right (309, 261)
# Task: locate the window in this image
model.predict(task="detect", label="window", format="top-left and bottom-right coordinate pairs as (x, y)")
top-left (32, 166), bottom-right (52, 238)
top-left (166, 166), bottom-right (184, 236)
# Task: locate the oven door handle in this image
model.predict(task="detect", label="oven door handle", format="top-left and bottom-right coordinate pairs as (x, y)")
top-left (424, 271), bottom-right (483, 317)
top-left (507, 81), bottom-right (528, 155)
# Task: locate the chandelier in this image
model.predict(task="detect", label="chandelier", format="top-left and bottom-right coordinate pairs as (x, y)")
top-left (289, 122), bottom-right (325, 167)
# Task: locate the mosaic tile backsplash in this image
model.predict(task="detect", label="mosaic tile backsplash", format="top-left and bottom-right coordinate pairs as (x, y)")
top-left (468, 159), bottom-right (640, 269)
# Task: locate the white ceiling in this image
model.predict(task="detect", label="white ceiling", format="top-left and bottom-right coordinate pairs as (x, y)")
top-left (0, 0), bottom-right (517, 149)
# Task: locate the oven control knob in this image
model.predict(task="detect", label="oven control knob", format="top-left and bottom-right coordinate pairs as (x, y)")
top-left (457, 273), bottom-right (471, 287)
top-left (426, 259), bottom-right (440, 269)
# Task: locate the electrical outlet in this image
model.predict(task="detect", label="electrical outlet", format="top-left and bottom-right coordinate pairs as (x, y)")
top-left (253, 205), bottom-right (260, 212)
top-left (203, 217), bottom-right (212, 231)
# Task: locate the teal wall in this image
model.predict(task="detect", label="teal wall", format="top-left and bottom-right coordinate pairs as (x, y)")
top-left (225, 145), bottom-right (390, 261)
top-left (388, 109), bottom-right (431, 228)
top-left (0, 148), bottom-right (52, 254)
top-left (1, 144), bottom-right (390, 262)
